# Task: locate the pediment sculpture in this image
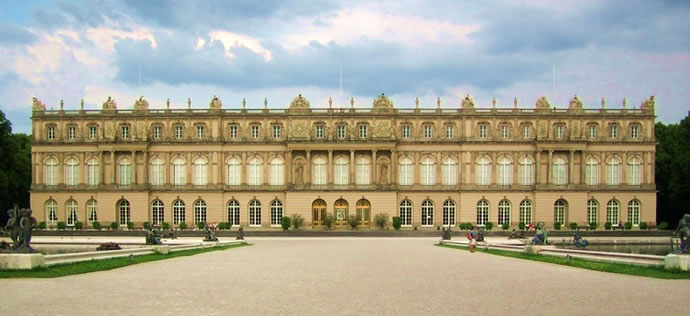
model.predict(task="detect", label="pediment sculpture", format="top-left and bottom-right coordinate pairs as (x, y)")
top-left (374, 121), bottom-right (395, 138)
top-left (289, 94), bottom-right (311, 112)
top-left (568, 95), bottom-right (583, 111)
top-left (535, 96), bottom-right (551, 111)
top-left (640, 96), bottom-right (655, 113)
top-left (102, 96), bottom-right (117, 111)
top-left (372, 94), bottom-right (395, 112)
top-left (134, 96), bottom-right (149, 111)
top-left (32, 97), bottom-right (46, 112)
top-left (461, 94), bottom-right (475, 109)
top-left (209, 95), bottom-right (223, 109)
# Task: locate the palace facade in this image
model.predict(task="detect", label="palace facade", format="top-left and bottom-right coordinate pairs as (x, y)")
top-left (29, 93), bottom-right (657, 229)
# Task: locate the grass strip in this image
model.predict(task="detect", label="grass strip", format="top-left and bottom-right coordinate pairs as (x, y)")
top-left (436, 242), bottom-right (690, 280)
top-left (0, 243), bottom-right (250, 278)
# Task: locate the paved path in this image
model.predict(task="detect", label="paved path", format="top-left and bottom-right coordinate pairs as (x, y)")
top-left (0, 237), bottom-right (688, 315)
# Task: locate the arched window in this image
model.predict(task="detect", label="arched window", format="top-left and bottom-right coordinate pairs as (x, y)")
top-left (399, 200), bottom-right (412, 227)
top-left (552, 157), bottom-right (566, 185)
top-left (46, 158), bottom-right (58, 185)
top-left (172, 157), bottom-right (186, 186)
top-left (519, 200), bottom-right (532, 224)
top-left (498, 200), bottom-right (511, 225)
top-left (87, 158), bottom-right (99, 186)
top-left (606, 200), bottom-right (620, 225)
top-left (476, 157), bottom-right (491, 185)
top-left (173, 200), bottom-right (185, 225)
top-left (442, 200), bottom-right (456, 226)
top-left (312, 199), bottom-right (327, 226)
top-left (151, 200), bottom-right (164, 226)
top-left (554, 200), bottom-right (567, 224)
top-left (477, 200), bottom-right (489, 225)
top-left (270, 157), bottom-right (284, 186)
top-left (627, 157), bottom-right (642, 185)
top-left (150, 158), bottom-right (164, 186)
top-left (270, 200), bottom-right (283, 226)
top-left (334, 156), bottom-right (349, 185)
top-left (585, 157), bottom-right (599, 185)
top-left (421, 200), bottom-right (434, 227)
top-left (628, 200), bottom-right (640, 226)
top-left (312, 157), bottom-right (327, 185)
top-left (421, 157), bottom-right (435, 186)
top-left (399, 157), bottom-right (413, 186)
top-left (356, 156), bottom-right (370, 185)
top-left (607, 158), bottom-right (620, 185)
top-left (194, 200), bottom-right (207, 225)
top-left (87, 199), bottom-right (98, 223)
top-left (519, 157), bottom-right (533, 185)
top-left (335, 199), bottom-right (349, 226)
top-left (497, 157), bottom-right (512, 186)
top-left (249, 200), bottom-right (262, 227)
top-left (193, 158), bottom-right (208, 186)
top-left (65, 157), bottom-right (79, 186)
top-left (442, 157), bottom-right (457, 186)
top-left (587, 199), bottom-right (598, 224)
top-left (65, 200), bottom-right (78, 226)
top-left (119, 158), bottom-right (132, 186)
top-left (356, 199), bottom-right (371, 225)
top-left (118, 200), bottom-right (130, 226)
top-left (227, 200), bottom-right (240, 226)
top-left (45, 199), bottom-right (58, 225)
top-left (248, 157), bottom-right (263, 185)
top-left (227, 157), bottom-right (241, 186)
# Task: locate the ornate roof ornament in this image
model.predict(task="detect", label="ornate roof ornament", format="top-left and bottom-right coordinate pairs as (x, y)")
top-left (640, 95), bottom-right (655, 114)
top-left (568, 95), bottom-right (583, 113)
top-left (209, 95), bottom-right (222, 109)
top-left (31, 97), bottom-right (46, 112)
top-left (492, 97), bottom-right (496, 108)
top-left (513, 97), bottom-right (518, 108)
top-left (372, 93), bottom-right (395, 113)
top-left (102, 96), bottom-right (117, 111)
top-left (461, 94), bottom-right (475, 109)
top-left (415, 97), bottom-right (420, 109)
top-left (350, 97), bottom-right (354, 108)
top-left (289, 94), bottom-right (311, 112)
top-left (535, 96), bottom-right (551, 111)
top-left (134, 96), bottom-right (150, 111)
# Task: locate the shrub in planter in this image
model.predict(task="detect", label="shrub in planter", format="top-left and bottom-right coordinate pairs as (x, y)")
top-left (110, 222), bottom-right (119, 230)
top-left (143, 221), bottom-right (152, 230)
top-left (374, 213), bottom-right (389, 230)
top-left (323, 214), bottom-right (335, 230)
top-left (281, 216), bottom-right (291, 231)
top-left (226, 222), bottom-right (233, 230)
top-left (589, 222), bottom-right (598, 230)
top-left (347, 214), bottom-right (361, 230)
top-left (196, 221), bottom-right (206, 230)
top-left (291, 214), bottom-right (304, 230)
top-left (392, 216), bottom-right (402, 230)
top-left (460, 222), bottom-right (474, 230)
top-left (57, 221), bottom-right (66, 230)
top-left (569, 222), bottom-right (578, 230)
top-left (38, 221), bottom-right (47, 230)
top-left (179, 222), bottom-right (188, 230)
top-left (639, 222), bottom-right (648, 230)
top-left (518, 222), bottom-right (526, 230)
top-left (126, 221), bottom-right (135, 230)
top-left (218, 222), bottom-right (228, 230)
top-left (553, 222), bottom-right (562, 230)
top-left (501, 222), bottom-right (510, 231)
top-left (624, 222), bottom-right (633, 230)
top-left (485, 222), bottom-right (494, 231)
top-left (604, 221), bottom-right (612, 230)
top-left (161, 222), bottom-right (171, 230)
top-left (659, 222), bottom-right (669, 230)
top-left (74, 221), bottom-right (83, 230)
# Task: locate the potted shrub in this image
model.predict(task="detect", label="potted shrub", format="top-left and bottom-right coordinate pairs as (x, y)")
top-left (57, 221), bottom-right (66, 230)
top-left (291, 214), bottom-right (304, 230)
top-left (624, 222), bottom-right (633, 230)
top-left (196, 221), bottom-right (206, 230)
top-left (659, 222), bottom-right (669, 230)
top-left (281, 216), bottom-right (291, 231)
top-left (38, 221), bottom-right (47, 230)
top-left (74, 221), bottom-right (83, 230)
top-left (143, 221), bottom-right (152, 230)
top-left (501, 222), bottom-right (509, 231)
top-left (569, 222), bottom-right (578, 230)
top-left (374, 213), bottom-right (389, 230)
top-left (589, 222), bottom-right (598, 230)
top-left (347, 214), bottom-right (361, 230)
top-left (485, 222), bottom-right (494, 231)
top-left (323, 214), bottom-right (335, 230)
top-left (553, 222), bottom-right (562, 230)
top-left (110, 222), bottom-right (118, 230)
top-left (126, 221), bottom-right (135, 230)
top-left (604, 221), bottom-right (612, 230)
top-left (179, 222), bottom-right (188, 230)
top-left (92, 221), bottom-right (101, 230)
top-left (518, 222), bottom-right (526, 230)
top-left (639, 222), bottom-right (648, 230)
top-left (392, 216), bottom-right (402, 230)
top-left (162, 222), bottom-right (171, 230)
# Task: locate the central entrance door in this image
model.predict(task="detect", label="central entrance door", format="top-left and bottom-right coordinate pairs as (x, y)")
top-left (312, 199), bottom-right (327, 226)
top-left (334, 199), bottom-right (349, 226)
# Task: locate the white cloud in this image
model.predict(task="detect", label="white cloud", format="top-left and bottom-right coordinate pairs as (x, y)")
top-left (203, 31), bottom-right (273, 61)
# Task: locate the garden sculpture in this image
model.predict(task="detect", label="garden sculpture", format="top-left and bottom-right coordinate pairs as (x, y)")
top-left (531, 222), bottom-right (549, 245)
top-left (145, 227), bottom-right (162, 245)
top-left (508, 229), bottom-right (525, 239)
top-left (441, 227), bottom-right (451, 240)
top-left (236, 226), bottom-right (245, 240)
top-left (204, 224), bottom-right (219, 242)
top-left (573, 233), bottom-right (589, 248)
top-left (2, 206), bottom-right (37, 253)
top-left (674, 214), bottom-right (690, 253)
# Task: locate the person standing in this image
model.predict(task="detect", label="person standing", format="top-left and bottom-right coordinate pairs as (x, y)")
top-left (469, 226), bottom-right (478, 253)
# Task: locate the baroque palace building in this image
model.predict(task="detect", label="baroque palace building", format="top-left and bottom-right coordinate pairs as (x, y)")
top-left (30, 93), bottom-right (657, 230)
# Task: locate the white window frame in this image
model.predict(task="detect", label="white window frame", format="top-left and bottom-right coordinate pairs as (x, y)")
top-left (399, 158), bottom-right (413, 186)
top-left (497, 157), bottom-right (512, 186)
top-left (47, 126), bottom-right (55, 140)
top-left (175, 125), bottom-right (184, 139)
top-left (68, 126), bottom-right (76, 139)
top-left (229, 125), bottom-right (238, 139)
top-left (270, 200), bottom-right (283, 227)
top-left (554, 200), bottom-right (566, 224)
top-left (151, 200), bottom-right (164, 226)
top-left (423, 125), bottom-right (433, 139)
top-left (193, 158), bottom-right (207, 186)
top-left (249, 200), bottom-right (261, 227)
top-left (610, 125), bottom-right (618, 139)
top-left (272, 125), bottom-right (281, 139)
top-left (586, 158), bottom-right (599, 185)
top-left (442, 158), bottom-right (457, 186)
top-left (153, 126), bottom-right (161, 139)
top-left (523, 125), bottom-right (530, 138)
top-left (477, 200), bottom-right (489, 226)
top-left (607, 158), bottom-right (620, 185)
top-left (445, 125), bottom-right (454, 138)
top-left (519, 157), bottom-right (533, 185)
top-left (87, 159), bottom-right (99, 186)
top-left (119, 159), bottom-right (131, 186)
top-left (421, 157), bottom-right (435, 185)
top-left (589, 125), bottom-right (597, 139)
top-left (498, 200), bottom-right (511, 225)
top-left (555, 125), bottom-right (563, 138)
top-left (227, 158), bottom-right (241, 185)
top-left (519, 200), bottom-right (532, 224)
top-left (400, 200), bottom-right (412, 227)
top-left (150, 159), bottom-right (164, 186)
top-left (196, 125), bottom-right (205, 139)
top-left (270, 158), bottom-right (284, 186)
top-left (87, 200), bottom-right (98, 223)
top-left (194, 200), bottom-right (207, 225)
top-left (421, 200), bottom-right (434, 227)
top-left (336, 125), bottom-right (346, 139)
top-left (173, 200), bottom-right (185, 225)
top-left (119, 200), bottom-right (130, 226)
top-left (315, 125), bottom-right (325, 139)
top-left (501, 125), bottom-right (509, 138)
top-left (631, 125), bottom-right (639, 139)
top-left (356, 156), bottom-right (370, 185)
top-left (227, 200), bottom-right (240, 226)
top-left (248, 157), bottom-right (263, 185)
top-left (312, 157), bottom-right (327, 185)
top-left (628, 200), bottom-right (640, 226)
top-left (442, 200), bottom-right (456, 227)
top-left (606, 200), bottom-right (620, 225)
top-left (401, 125), bottom-right (410, 138)
top-left (334, 156), bottom-right (349, 185)
top-left (251, 125), bottom-right (260, 139)
top-left (476, 157), bottom-right (490, 185)
top-left (121, 126), bottom-right (129, 139)
top-left (587, 200), bottom-right (598, 224)
top-left (65, 158), bottom-right (79, 186)
top-left (552, 158), bottom-right (566, 185)
top-left (173, 158), bottom-right (186, 186)
top-left (359, 125), bottom-right (368, 139)
top-left (46, 159), bottom-right (58, 185)
top-left (66, 200), bottom-right (78, 226)
top-left (479, 124), bottom-right (488, 138)
top-left (46, 200), bottom-right (58, 225)
top-left (628, 157), bottom-right (641, 185)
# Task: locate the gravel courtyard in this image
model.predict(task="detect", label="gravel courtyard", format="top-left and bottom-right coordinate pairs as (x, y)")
top-left (0, 237), bottom-right (687, 315)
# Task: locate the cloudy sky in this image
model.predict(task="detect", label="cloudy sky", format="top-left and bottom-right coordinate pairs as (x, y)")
top-left (1, 0), bottom-right (689, 134)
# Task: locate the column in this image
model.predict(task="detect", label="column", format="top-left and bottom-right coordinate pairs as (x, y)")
top-left (547, 150), bottom-right (553, 184)
top-left (31, 153), bottom-right (36, 185)
top-left (143, 151), bottom-right (148, 185)
top-left (306, 150), bottom-right (311, 185)
top-left (535, 150), bottom-right (541, 184)
top-left (372, 150), bottom-right (377, 184)
top-left (286, 151), bottom-right (292, 184)
top-left (98, 151), bottom-right (104, 185)
top-left (131, 151), bottom-right (137, 185)
top-left (436, 152), bottom-right (442, 185)
top-left (241, 152), bottom-right (247, 185)
top-left (580, 150), bottom-right (587, 185)
top-left (414, 152), bottom-right (420, 185)
top-left (492, 151), bottom-right (497, 185)
top-left (391, 150), bottom-right (397, 185)
top-left (457, 151), bottom-right (463, 185)
top-left (569, 150), bottom-right (574, 185)
top-left (512, 152), bottom-right (519, 185)
top-left (110, 151), bottom-right (115, 185)
top-left (601, 152), bottom-right (607, 185)
top-left (328, 150), bottom-right (333, 184)
top-left (622, 151), bottom-right (628, 184)
top-left (350, 150), bottom-right (355, 185)
top-left (80, 152), bottom-right (86, 185)
top-left (185, 152), bottom-right (191, 186)
top-left (263, 152), bottom-right (269, 185)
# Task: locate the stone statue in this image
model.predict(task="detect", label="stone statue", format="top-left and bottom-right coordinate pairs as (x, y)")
top-left (379, 161), bottom-right (388, 184)
top-left (203, 224), bottom-right (218, 242)
top-left (573, 233), bottom-right (589, 249)
top-left (32, 97), bottom-right (46, 112)
top-left (531, 222), bottom-right (549, 245)
top-left (461, 94), bottom-right (475, 109)
top-left (674, 214), bottom-right (690, 253)
top-left (236, 226), bottom-right (245, 240)
top-left (2, 207), bottom-right (37, 253)
top-left (209, 95), bottom-right (223, 109)
top-left (102, 96), bottom-right (117, 111)
top-left (145, 227), bottom-right (162, 245)
top-left (295, 163), bottom-right (304, 185)
top-left (441, 227), bottom-right (451, 240)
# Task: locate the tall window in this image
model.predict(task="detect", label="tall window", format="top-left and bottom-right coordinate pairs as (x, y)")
top-left (119, 200), bottom-right (130, 226)
top-left (445, 125), bottom-right (454, 138)
top-left (627, 157), bottom-right (641, 185)
top-left (119, 158), bottom-right (131, 186)
top-left (400, 200), bottom-right (412, 227)
top-left (552, 157), bottom-right (566, 185)
top-left (227, 200), bottom-right (240, 226)
top-left (359, 124), bottom-right (368, 139)
top-left (229, 124), bottom-right (238, 138)
top-left (356, 199), bottom-right (371, 225)
top-left (151, 200), bottom-right (164, 226)
top-left (401, 125), bottom-right (411, 138)
top-left (121, 125), bottom-right (129, 139)
top-left (270, 200), bottom-right (283, 226)
top-left (249, 200), bottom-right (261, 227)
top-left (424, 125), bottom-right (433, 138)
top-left (628, 200), bottom-right (640, 226)
top-left (335, 199), bottom-right (349, 225)
top-left (442, 200), bottom-right (456, 226)
top-left (519, 200), bottom-right (532, 224)
top-left (421, 200), bottom-right (434, 227)
top-left (312, 157), bottom-right (327, 185)
top-left (334, 156), bottom-right (349, 185)
top-left (87, 158), bottom-right (99, 186)
top-left (476, 157), bottom-right (490, 185)
top-left (47, 126), bottom-right (55, 140)
top-left (65, 158), bottom-right (78, 186)
top-left (86, 200), bottom-right (97, 223)
top-left (196, 125), bottom-right (205, 139)
top-left (227, 157), bottom-right (241, 185)
top-left (421, 157), bottom-right (435, 185)
top-left (173, 158), bottom-right (186, 186)
top-left (587, 200), bottom-right (598, 224)
top-left (336, 125), bottom-right (346, 139)
top-left (175, 125), bottom-right (184, 139)
top-left (588, 125), bottom-right (597, 139)
top-left (498, 200), bottom-right (511, 225)
top-left (153, 126), bottom-right (161, 139)
top-left (272, 125), bottom-right (281, 139)
top-left (497, 157), bottom-right (512, 186)
top-left (315, 125), bottom-right (325, 138)
top-left (356, 156), bottom-right (370, 185)
top-left (46, 158), bottom-right (58, 185)
top-left (66, 200), bottom-right (78, 226)
top-left (193, 158), bottom-right (207, 186)
top-left (501, 125), bottom-right (510, 138)
top-left (248, 157), bottom-right (263, 185)
top-left (519, 157), bottom-right (533, 185)
top-left (523, 125), bottom-right (531, 138)
top-left (479, 124), bottom-right (488, 138)
top-left (477, 200), bottom-right (489, 225)
top-left (399, 157), bottom-right (413, 185)
top-left (150, 158), bottom-right (164, 186)
top-left (173, 200), bottom-right (185, 225)
top-left (555, 125), bottom-right (564, 138)
top-left (554, 200), bottom-right (566, 224)
top-left (251, 125), bottom-right (260, 138)
top-left (68, 126), bottom-right (76, 139)
top-left (442, 157), bottom-right (457, 186)
top-left (630, 125), bottom-right (639, 139)
top-left (585, 158), bottom-right (599, 185)
top-left (606, 200), bottom-right (620, 225)
top-left (607, 158), bottom-right (620, 185)
top-left (610, 125), bottom-right (618, 139)
top-left (194, 200), bottom-right (207, 225)
top-left (270, 157), bottom-right (284, 186)
top-left (46, 200), bottom-right (58, 225)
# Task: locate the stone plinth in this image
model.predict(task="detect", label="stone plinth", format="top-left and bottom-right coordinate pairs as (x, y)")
top-left (152, 245), bottom-right (170, 255)
top-left (524, 245), bottom-right (552, 255)
top-left (0, 253), bottom-right (45, 270)
top-left (664, 254), bottom-right (690, 271)
top-left (202, 242), bottom-right (220, 248)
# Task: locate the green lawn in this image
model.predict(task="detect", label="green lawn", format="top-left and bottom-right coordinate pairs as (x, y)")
top-left (437, 242), bottom-right (690, 280)
top-left (0, 243), bottom-right (250, 278)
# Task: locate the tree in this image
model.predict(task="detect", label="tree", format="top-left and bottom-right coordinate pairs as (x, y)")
top-left (0, 110), bottom-right (31, 225)
top-left (655, 114), bottom-right (690, 227)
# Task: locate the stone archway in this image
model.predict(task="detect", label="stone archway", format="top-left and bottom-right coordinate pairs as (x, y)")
top-left (312, 199), bottom-right (327, 226)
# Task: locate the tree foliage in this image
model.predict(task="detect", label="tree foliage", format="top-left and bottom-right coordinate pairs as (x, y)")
top-left (655, 114), bottom-right (690, 227)
top-left (0, 110), bottom-right (31, 224)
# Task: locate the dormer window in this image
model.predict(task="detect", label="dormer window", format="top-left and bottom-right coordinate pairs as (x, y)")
top-left (359, 124), bottom-right (368, 139)
top-left (196, 125), bottom-right (205, 139)
top-left (68, 126), bottom-right (77, 140)
top-left (47, 126), bottom-right (55, 140)
top-left (175, 125), bottom-right (184, 139)
top-left (424, 125), bottom-right (433, 138)
top-left (479, 124), bottom-right (488, 138)
top-left (315, 124), bottom-right (325, 139)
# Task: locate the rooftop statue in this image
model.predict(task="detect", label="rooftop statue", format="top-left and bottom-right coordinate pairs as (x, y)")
top-left (568, 95), bottom-right (583, 112)
top-left (289, 94), bottom-right (311, 112)
top-left (134, 96), bottom-right (149, 111)
top-left (102, 96), bottom-right (117, 111)
top-left (640, 95), bottom-right (656, 113)
top-left (2, 206), bottom-right (38, 253)
top-left (461, 94), bottom-right (475, 109)
top-left (372, 93), bottom-right (395, 112)
top-left (535, 96), bottom-right (551, 110)
top-left (209, 95), bottom-right (223, 110)
top-left (32, 97), bottom-right (46, 112)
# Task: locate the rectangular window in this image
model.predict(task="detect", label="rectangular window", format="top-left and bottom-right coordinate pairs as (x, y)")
top-left (589, 126), bottom-right (597, 139)
top-left (248, 163), bottom-right (262, 185)
top-left (555, 126), bottom-right (563, 138)
top-left (229, 125), bottom-right (238, 139)
top-left (121, 126), bottom-right (129, 139)
top-left (631, 125), bottom-right (639, 139)
top-left (315, 125), bottom-right (325, 138)
top-left (498, 164), bottom-right (512, 185)
top-left (445, 125), bottom-right (454, 138)
top-left (227, 162), bottom-right (240, 185)
top-left (173, 164), bottom-right (185, 185)
top-left (175, 125), bottom-right (183, 139)
top-left (196, 125), bottom-right (205, 139)
top-left (553, 164), bottom-right (566, 185)
top-left (66, 164), bottom-right (78, 186)
top-left (151, 164), bottom-right (163, 186)
top-left (89, 126), bottom-right (97, 139)
top-left (48, 127), bottom-right (55, 140)
top-left (270, 163), bottom-right (283, 186)
top-left (356, 161), bottom-right (370, 185)
top-left (272, 125), bottom-right (281, 139)
top-left (313, 163), bottom-right (326, 185)
top-left (421, 164), bottom-right (434, 185)
top-left (519, 163), bottom-right (533, 185)
top-left (586, 162), bottom-right (599, 185)
top-left (194, 164), bottom-right (207, 185)
top-left (120, 164), bottom-right (131, 186)
top-left (334, 162), bottom-right (348, 185)
top-left (608, 163), bottom-right (620, 185)
top-left (628, 164), bottom-right (641, 185)
top-left (153, 126), bottom-right (161, 139)
top-left (402, 126), bottom-right (411, 138)
top-left (88, 164), bottom-right (99, 186)
top-left (610, 126), bottom-right (618, 139)
top-left (479, 124), bottom-right (487, 138)
top-left (68, 126), bottom-right (76, 139)
top-left (424, 126), bottom-right (433, 138)
top-left (359, 125), bottom-right (368, 139)
top-left (336, 125), bottom-right (346, 139)
top-left (399, 164), bottom-right (413, 186)
top-left (46, 164), bottom-right (57, 185)
top-left (251, 125), bottom-right (260, 138)
top-left (442, 163), bottom-right (457, 185)
top-left (523, 126), bottom-right (530, 138)
top-left (477, 164), bottom-right (490, 185)
top-left (501, 126), bottom-right (509, 138)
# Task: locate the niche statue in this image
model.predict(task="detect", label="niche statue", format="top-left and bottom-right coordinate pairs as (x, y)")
top-left (2, 206), bottom-right (38, 253)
